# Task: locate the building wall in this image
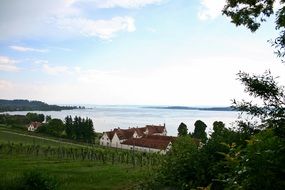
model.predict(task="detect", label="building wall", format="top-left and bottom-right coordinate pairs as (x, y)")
top-left (28, 125), bottom-right (36, 131)
top-left (99, 128), bottom-right (171, 154)
top-left (121, 144), bottom-right (169, 154)
top-left (111, 133), bottom-right (121, 148)
top-left (99, 133), bottom-right (111, 146)
top-left (133, 131), bottom-right (139, 138)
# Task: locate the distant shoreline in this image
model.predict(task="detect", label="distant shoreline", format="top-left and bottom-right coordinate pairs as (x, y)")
top-left (0, 99), bottom-right (84, 112)
top-left (143, 106), bottom-right (234, 112)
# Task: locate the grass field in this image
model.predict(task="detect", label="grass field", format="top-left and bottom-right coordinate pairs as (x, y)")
top-left (0, 130), bottom-right (69, 147)
top-left (0, 125), bottom-right (150, 189)
top-left (0, 155), bottom-right (146, 190)
top-left (0, 125), bottom-right (93, 148)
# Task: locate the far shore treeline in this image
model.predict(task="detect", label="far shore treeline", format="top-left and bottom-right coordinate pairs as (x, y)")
top-left (0, 99), bottom-right (84, 112)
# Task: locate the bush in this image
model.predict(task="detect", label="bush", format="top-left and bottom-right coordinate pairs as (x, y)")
top-left (0, 170), bottom-right (59, 190)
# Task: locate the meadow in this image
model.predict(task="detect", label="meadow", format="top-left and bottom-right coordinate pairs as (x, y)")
top-left (0, 125), bottom-right (154, 189)
top-left (0, 155), bottom-right (145, 190)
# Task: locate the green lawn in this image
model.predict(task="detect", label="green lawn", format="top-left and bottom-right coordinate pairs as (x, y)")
top-left (0, 155), bottom-right (146, 190)
top-left (0, 125), bottom-right (150, 189)
top-left (0, 125), bottom-right (93, 148)
top-left (0, 130), bottom-right (68, 147)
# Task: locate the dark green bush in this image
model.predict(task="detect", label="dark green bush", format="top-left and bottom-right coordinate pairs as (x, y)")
top-left (0, 170), bottom-right (59, 190)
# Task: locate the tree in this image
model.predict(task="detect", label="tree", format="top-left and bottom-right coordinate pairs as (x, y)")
top-left (224, 71), bottom-right (285, 189)
top-left (26, 113), bottom-right (39, 122)
top-left (45, 115), bottom-right (52, 123)
top-left (213, 121), bottom-right (225, 134)
top-left (65, 116), bottom-right (73, 139)
top-left (147, 136), bottom-right (200, 189)
top-left (233, 70), bottom-right (285, 138)
top-left (178, 122), bottom-right (188, 136)
top-left (43, 118), bottom-right (65, 137)
top-left (38, 114), bottom-right (45, 122)
top-left (64, 116), bottom-right (95, 143)
top-left (192, 120), bottom-right (208, 143)
top-left (223, 0), bottom-right (285, 59)
top-left (26, 112), bottom-right (45, 122)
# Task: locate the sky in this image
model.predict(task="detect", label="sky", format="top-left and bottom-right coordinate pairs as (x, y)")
top-left (0, 0), bottom-right (284, 106)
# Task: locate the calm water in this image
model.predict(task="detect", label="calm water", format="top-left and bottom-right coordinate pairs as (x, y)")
top-left (5, 105), bottom-right (239, 136)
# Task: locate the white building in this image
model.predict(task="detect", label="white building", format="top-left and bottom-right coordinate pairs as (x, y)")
top-left (99, 124), bottom-right (175, 154)
top-left (27, 122), bottom-right (42, 132)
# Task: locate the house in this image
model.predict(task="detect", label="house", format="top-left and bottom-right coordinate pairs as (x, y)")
top-left (27, 122), bottom-right (42, 131)
top-left (99, 124), bottom-right (175, 154)
top-left (144, 124), bottom-right (167, 135)
top-left (100, 124), bottom-right (166, 147)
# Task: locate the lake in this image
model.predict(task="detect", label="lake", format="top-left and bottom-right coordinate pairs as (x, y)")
top-left (5, 105), bottom-right (239, 136)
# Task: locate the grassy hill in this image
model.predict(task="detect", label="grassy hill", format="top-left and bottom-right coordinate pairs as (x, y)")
top-left (0, 125), bottom-right (151, 189)
top-left (0, 99), bottom-right (81, 112)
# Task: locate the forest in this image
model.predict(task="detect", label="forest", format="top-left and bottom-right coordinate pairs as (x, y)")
top-left (0, 99), bottom-right (83, 112)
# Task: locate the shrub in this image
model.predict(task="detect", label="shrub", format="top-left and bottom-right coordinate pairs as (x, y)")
top-left (0, 170), bottom-right (59, 190)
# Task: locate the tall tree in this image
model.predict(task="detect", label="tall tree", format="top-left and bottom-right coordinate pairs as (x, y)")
top-left (192, 120), bottom-right (208, 143)
top-left (233, 70), bottom-right (285, 138)
top-left (223, 0), bottom-right (285, 59)
top-left (45, 115), bottom-right (52, 123)
top-left (178, 122), bottom-right (188, 136)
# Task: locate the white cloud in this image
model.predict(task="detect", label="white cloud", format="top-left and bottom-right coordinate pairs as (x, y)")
top-left (55, 16), bottom-right (135, 39)
top-left (42, 64), bottom-right (71, 75)
top-left (9, 45), bottom-right (48, 53)
top-left (0, 0), bottom-right (81, 40)
top-left (93, 0), bottom-right (163, 9)
top-left (0, 0), bottom-right (136, 40)
top-left (198, 0), bottom-right (225, 20)
top-left (0, 56), bottom-right (19, 72)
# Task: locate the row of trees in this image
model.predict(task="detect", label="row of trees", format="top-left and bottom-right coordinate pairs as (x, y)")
top-left (177, 120), bottom-right (208, 142)
top-left (0, 113), bottom-right (51, 126)
top-left (65, 116), bottom-right (95, 143)
top-left (37, 116), bottom-right (95, 143)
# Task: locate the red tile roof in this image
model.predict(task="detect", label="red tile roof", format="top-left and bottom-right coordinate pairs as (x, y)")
top-left (145, 125), bottom-right (165, 135)
top-left (122, 135), bottom-right (176, 150)
top-left (104, 124), bottom-right (166, 140)
top-left (105, 131), bottom-right (115, 139)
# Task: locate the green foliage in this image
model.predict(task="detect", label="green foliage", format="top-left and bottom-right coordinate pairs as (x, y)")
top-left (213, 121), bottom-right (225, 133)
top-left (0, 170), bottom-right (58, 190)
top-left (19, 170), bottom-right (59, 190)
top-left (0, 114), bottom-right (29, 126)
top-left (0, 99), bottom-right (80, 112)
top-left (26, 112), bottom-right (45, 122)
top-left (38, 119), bottom-right (65, 137)
top-left (233, 71), bottom-right (285, 138)
top-left (177, 122), bottom-right (188, 136)
top-left (192, 120), bottom-right (208, 143)
top-left (45, 115), bottom-right (52, 123)
top-left (0, 156), bottom-right (145, 190)
top-left (145, 136), bottom-right (199, 189)
top-left (222, 0), bottom-right (285, 59)
top-left (64, 116), bottom-right (95, 143)
top-left (238, 129), bottom-right (285, 189)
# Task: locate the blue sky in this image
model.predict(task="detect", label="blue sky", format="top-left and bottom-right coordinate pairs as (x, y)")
top-left (0, 0), bottom-right (284, 106)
